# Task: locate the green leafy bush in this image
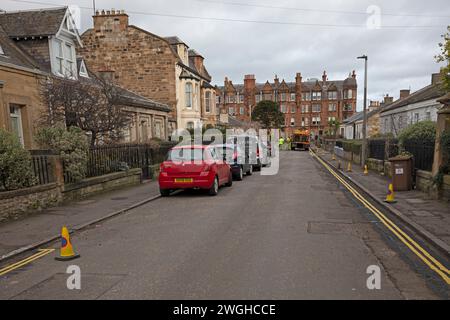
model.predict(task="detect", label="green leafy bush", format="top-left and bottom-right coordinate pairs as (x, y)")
top-left (0, 129), bottom-right (36, 190)
top-left (342, 140), bottom-right (362, 154)
top-left (36, 127), bottom-right (89, 183)
top-left (398, 121), bottom-right (436, 146)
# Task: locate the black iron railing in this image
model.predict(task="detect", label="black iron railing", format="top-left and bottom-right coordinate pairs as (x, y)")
top-left (29, 150), bottom-right (56, 186)
top-left (403, 143), bottom-right (435, 171)
top-left (63, 143), bottom-right (176, 184)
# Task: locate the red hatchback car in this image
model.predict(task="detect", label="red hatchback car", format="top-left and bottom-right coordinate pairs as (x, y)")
top-left (159, 145), bottom-right (233, 196)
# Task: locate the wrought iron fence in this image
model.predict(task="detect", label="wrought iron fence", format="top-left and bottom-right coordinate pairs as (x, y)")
top-left (63, 142), bottom-right (176, 184)
top-left (368, 139), bottom-right (400, 161)
top-left (403, 143), bottom-right (435, 171)
top-left (368, 140), bottom-right (385, 160)
top-left (30, 150), bottom-right (55, 186)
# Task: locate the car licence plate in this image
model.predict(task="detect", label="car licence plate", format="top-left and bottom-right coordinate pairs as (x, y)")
top-left (175, 178), bottom-right (193, 183)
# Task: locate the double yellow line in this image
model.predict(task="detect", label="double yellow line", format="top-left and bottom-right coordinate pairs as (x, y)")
top-left (310, 150), bottom-right (450, 285)
top-left (0, 249), bottom-right (54, 277)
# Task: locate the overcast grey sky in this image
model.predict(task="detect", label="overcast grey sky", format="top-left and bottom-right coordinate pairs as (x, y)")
top-left (2, 0), bottom-right (449, 110)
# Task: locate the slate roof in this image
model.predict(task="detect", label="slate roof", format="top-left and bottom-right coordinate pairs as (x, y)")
top-left (0, 24), bottom-right (41, 71)
top-left (380, 83), bottom-right (445, 114)
top-left (0, 7), bottom-right (67, 38)
top-left (343, 108), bottom-right (380, 124)
top-left (117, 88), bottom-right (172, 113)
top-left (164, 36), bottom-right (187, 46)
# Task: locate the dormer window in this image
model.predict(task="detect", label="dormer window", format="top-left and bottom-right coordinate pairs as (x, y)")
top-left (52, 38), bottom-right (77, 78)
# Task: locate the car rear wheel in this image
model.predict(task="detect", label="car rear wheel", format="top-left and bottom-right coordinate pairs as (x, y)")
top-left (226, 171), bottom-right (233, 187)
top-left (160, 188), bottom-right (170, 197)
top-left (247, 165), bottom-right (253, 176)
top-left (235, 166), bottom-right (243, 181)
top-left (209, 176), bottom-right (219, 196)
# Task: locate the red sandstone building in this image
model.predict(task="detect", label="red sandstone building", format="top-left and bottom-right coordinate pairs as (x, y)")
top-left (215, 71), bottom-right (357, 137)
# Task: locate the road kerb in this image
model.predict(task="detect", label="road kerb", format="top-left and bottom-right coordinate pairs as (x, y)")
top-left (0, 194), bottom-right (161, 265)
top-left (313, 150), bottom-right (450, 260)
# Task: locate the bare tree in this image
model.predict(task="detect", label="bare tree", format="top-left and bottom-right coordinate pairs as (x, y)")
top-left (39, 75), bottom-right (132, 147)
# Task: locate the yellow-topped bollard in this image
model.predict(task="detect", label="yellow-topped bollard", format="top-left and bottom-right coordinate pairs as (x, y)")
top-left (55, 226), bottom-right (80, 261)
top-left (385, 184), bottom-right (397, 204)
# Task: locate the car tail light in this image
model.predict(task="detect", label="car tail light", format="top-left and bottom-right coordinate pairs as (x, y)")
top-left (160, 163), bottom-right (169, 177)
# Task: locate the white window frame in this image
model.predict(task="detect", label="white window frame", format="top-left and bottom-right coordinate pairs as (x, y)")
top-left (185, 83), bottom-right (193, 108)
top-left (10, 105), bottom-right (24, 146)
top-left (312, 104), bottom-right (321, 113)
top-left (205, 91), bottom-right (211, 113)
top-left (312, 91), bottom-right (322, 101)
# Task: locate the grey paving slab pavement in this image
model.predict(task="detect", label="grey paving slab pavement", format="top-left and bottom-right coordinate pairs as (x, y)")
top-left (0, 181), bottom-right (159, 259)
top-left (315, 148), bottom-right (450, 252)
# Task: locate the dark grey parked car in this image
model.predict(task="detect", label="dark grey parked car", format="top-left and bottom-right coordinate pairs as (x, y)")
top-left (209, 144), bottom-right (253, 181)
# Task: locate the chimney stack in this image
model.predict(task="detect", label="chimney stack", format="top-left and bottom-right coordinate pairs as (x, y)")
top-left (244, 74), bottom-right (256, 90)
top-left (274, 75), bottom-right (280, 86)
top-left (322, 71), bottom-right (327, 82)
top-left (295, 72), bottom-right (302, 85)
top-left (351, 70), bottom-right (356, 79)
top-left (384, 94), bottom-right (394, 105)
top-left (400, 89), bottom-right (410, 100)
top-left (94, 9), bottom-right (129, 32)
top-left (431, 73), bottom-right (442, 85)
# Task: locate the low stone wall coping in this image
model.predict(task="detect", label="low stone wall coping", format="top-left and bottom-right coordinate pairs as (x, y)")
top-left (0, 183), bottom-right (58, 200)
top-left (63, 168), bottom-right (142, 193)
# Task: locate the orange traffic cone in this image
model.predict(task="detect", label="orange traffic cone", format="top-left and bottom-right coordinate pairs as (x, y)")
top-left (364, 165), bottom-right (369, 175)
top-left (347, 162), bottom-right (352, 172)
top-left (385, 184), bottom-right (397, 204)
top-left (55, 226), bottom-right (80, 261)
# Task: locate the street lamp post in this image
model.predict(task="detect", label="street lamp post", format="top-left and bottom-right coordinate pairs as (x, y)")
top-left (357, 55), bottom-right (368, 168)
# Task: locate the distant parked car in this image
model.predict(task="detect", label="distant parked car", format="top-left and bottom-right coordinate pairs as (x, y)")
top-left (159, 145), bottom-right (233, 196)
top-left (209, 144), bottom-right (253, 181)
top-left (226, 135), bottom-right (271, 171)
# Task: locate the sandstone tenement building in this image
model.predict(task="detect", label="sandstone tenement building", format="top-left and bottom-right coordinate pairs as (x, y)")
top-left (79, 9), bottom-right (217, 133)
top-left (215, 71), bottom-right (357, 137)
top-left (0, 7), bottom-right (172, 146)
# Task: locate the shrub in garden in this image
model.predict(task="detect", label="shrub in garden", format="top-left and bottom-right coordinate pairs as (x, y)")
top-left (398, 121), bottom-right (436, 146)
top-left (0, 129), bottom-right (36, 190)
top-left (36, 127), bottom-right (89, 183)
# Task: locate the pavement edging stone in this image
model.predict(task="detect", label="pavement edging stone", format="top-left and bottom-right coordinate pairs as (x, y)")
top-left (313, 149), bottom-right (450, 260)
